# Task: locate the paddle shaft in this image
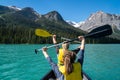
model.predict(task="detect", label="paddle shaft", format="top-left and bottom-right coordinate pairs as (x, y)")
top-left (61, 37), bottom-right (81, 43)
top-left (35, 42), bottom-right (63, 52)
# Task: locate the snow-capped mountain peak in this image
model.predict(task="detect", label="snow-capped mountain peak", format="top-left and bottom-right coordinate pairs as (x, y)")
top-left (66, 20), bottom-right (85, 27)
top-left (8, 6), bottom-right (21, 11)
top-left (88, 11), bottom-right (105, 21)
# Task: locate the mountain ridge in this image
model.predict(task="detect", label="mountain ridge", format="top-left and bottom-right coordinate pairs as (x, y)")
top-left (79, 11), bottom-right (120, 31)
top-left (0, 5), bottom-right (85, 44)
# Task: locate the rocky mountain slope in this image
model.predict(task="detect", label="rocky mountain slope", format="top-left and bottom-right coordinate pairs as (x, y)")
top-left (0, 5), bottom-right (84, 44)
top-left (79, 11), bottom-right (120, 31)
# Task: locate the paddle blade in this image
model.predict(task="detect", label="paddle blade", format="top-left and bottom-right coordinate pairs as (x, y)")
top-left (85, 24), bottom-right (113, 38)
top-left (35, 29), bottom-right (52, 37)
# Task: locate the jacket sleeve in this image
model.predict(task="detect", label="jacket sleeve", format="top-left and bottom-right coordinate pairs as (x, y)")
top-left (76, 49), bottom-right (84, 66)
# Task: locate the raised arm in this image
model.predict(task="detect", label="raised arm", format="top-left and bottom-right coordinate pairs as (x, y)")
top-left (52, 35), bottom-right (57, 44)
top-left (42, 47), bottom-right (49, 58)
top-left (42, 47), bottom-right (63, 78)
top-left (72, 36), bottom-right (85, 54)
top-left (42, 47), bottom-right (55, 65)
top-left (78, 36), bottom-right (85, 50)
top-left (52, 35), bottom-right (60, 54)
top-left (77, 36), bottom-right (85, 66)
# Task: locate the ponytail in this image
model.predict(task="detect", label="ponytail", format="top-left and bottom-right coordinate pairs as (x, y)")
top-left (63, 51), bottom-right (76, 74)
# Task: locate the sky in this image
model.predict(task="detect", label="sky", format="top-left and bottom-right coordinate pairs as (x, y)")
top-left (0, 0), bottom-right (120, 22)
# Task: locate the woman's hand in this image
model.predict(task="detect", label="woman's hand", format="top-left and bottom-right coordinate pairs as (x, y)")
top-left (42, 47), bottom-right (49, 58)
top-left (52, 34), bottom-right (57, 44)
top-left (78, 36), bottom-right (85, 41)
top-left (52, 35), bottom-right (56, 39)
top-left (78, 36), bottom-right (85, 50)
top-left (42, 47), bottom-right (47, 52)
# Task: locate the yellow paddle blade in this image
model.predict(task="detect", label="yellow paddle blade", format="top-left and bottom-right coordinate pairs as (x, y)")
top-left (35, 29), bottom-right (52, 37)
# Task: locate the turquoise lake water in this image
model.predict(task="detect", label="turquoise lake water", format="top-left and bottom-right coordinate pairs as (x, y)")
top-left (0, 44), bottom-right (120, 80)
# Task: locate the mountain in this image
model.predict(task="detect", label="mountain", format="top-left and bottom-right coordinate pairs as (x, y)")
top-left (77, 11), bottom-right (120, 40)
top-left (79, 11), bottom-right (120, 31)
top-left (44, 11), bottom-right (64, 22)
top-left (0, 5), bottom-right (17, 14)
top-left (15, 7), bottom-right (42, 21)
top-left (0, 5), bottom-right (84, 44)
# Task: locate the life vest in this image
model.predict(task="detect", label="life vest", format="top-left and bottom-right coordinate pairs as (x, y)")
top-left (57, 49), bottom-right (70, 66)
top-left (57, 49), bottom-right (64, 66)
top-left (59, 62), bottom-right (82, 80)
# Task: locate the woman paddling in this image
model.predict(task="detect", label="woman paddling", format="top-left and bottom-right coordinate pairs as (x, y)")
top-left (41, 36), bottom-right (85, 80)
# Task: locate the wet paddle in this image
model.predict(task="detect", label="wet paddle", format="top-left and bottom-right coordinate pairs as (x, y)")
top-left (35, 24), bottom-right (112, 54)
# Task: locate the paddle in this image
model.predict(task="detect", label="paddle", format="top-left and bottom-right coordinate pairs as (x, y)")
top-left (35, 29), bottom-right (80, 43)
top-left (35, 29), bottom-right (52, 37)
top-left (35, 24), bottom-right (112, 54)
top-left (68, 24), bottom-right (113, 42)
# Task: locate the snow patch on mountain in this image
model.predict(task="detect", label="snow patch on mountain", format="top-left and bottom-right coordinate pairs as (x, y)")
top-left (66, 20), bottom-right (85, 27)
top-left (8, 6), bottom-right (21, 11)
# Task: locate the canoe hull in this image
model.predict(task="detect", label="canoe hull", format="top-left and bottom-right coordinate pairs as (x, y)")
top-left (41, 70), bottom-right (91, 80)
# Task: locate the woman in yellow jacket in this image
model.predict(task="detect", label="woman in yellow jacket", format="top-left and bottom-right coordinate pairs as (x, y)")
top-left (42, 36), bottom-right (85, 80)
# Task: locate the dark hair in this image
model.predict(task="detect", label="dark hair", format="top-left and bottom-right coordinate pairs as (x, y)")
top-left (63, 51), bottom-right (76, 74)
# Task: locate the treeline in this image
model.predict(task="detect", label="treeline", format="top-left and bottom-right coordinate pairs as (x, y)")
top-left (0, 24), bottom-right (83, 44)
top-left (0, 26), bottom-right (37, 44)
top-left (0, 26), bottom-right (120, 44)
top-left (86, 37), bottom-right (120, 44)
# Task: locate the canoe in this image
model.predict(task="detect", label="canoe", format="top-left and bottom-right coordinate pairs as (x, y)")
top-left (41, 70), bottom-right (91, 80)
